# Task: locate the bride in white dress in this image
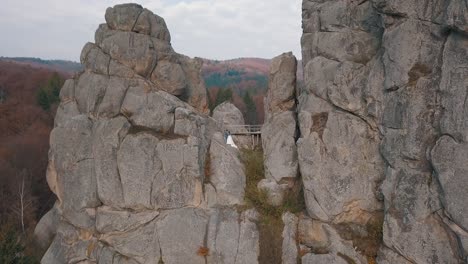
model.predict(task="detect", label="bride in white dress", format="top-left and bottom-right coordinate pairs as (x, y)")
top-left (226, 134), bottom-right (238, 149)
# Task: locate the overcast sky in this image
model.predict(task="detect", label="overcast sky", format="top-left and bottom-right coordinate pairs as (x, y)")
top-left (0, 0), bottom-right (302, 62)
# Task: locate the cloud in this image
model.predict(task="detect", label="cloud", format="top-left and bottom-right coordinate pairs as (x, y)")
top-left (0, 0), bottom-right (302, 61)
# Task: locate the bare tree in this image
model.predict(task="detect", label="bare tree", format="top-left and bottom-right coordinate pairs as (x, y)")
top-left (10, 170), bottom-right (34, 234)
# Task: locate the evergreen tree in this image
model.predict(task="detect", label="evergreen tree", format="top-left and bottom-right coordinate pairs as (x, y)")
top-left (49, 72), bottom-right (62, 99)
top-left (242, 91), bottom-right (257, 125)
top-left (36, 88), bottom-right (50, 110)
top-left (0, 229), bottom-right (36, 264)
top-left (213, 88), bottom-right (233, 109)
top-left (36, 72), bottom-right (64, 110)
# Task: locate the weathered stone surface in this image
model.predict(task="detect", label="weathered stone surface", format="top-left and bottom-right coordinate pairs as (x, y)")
top-left (93, 117), bottom-right (129, 207)
top-left (105, 4), bottom-right (143, 32)
top-left (49, 115), bottom-right (100, 228)
top-left (117, 132), bottom-right (159, 209)
top-left (213, 101), bottom-right (245, 128)
top-left (261, 51), bottom-right (298, 207)
top-left (302, 253), bottom-right (347, 264)
top-left (117, 133), bottom-right (203, 210)
top-left (80, 43), bottom-right (110, 76)
top-left (298, 216), bottom-right (330, 253)
top-left (282, 212), bottom-right (299, 264)
top-left (133, 9), bottom-right (171, 42)
top-left (75, 72), bottom-right (108, 115)
top-left (438, 32), bottom-right (468, 141)
top-left (208, 132), bottom-right (245, 205)
top-left (298, 110), bottom-right (383, 221)
top-left (41, 221), bottom-right (97, 264)
top-left (301, 1), bottom-right (467, 262)
top-left (153, 137), bottom-right (203, 209)
top-left (262, 111), bottom-right (298, 183)
top-left (120, 82), bottom-right (185, 133)
top-left (432, 137), bottom-right (468, 231)
top-left (152, 60), bottom-right (187, 96)
top-left (96, 206), bottom-right (159, 234)
top-left (34, 204), bottom-right (59, 249)
top-left (205, 208), bottom-right (259, 264)
top-left (299, 218), bottom-right (367, 264)
top-left (97, 77), bottom-right (129, 118)
top-left (99, 31), bottom-right (162, 77)
top-left (156, 208), bottom-right (208, 264)
top-left (266, 52), bottom-right (297, 114)
top-left (40, 3), bottom-right (258, 263)
top-left (236, 209), bottom-right (260, 264)
top-left (376, 246), bottom-right (412, 264)
top-left (100, 219), bottom-right (160, 264)
top-left (59, 79), bottom-right (75, 102)
top-left (212, 102), bottom-right (250, 148)
top-left (206, 208), bottom-right (241, 264)
top-left (54, 100), bottom-right (80, 128)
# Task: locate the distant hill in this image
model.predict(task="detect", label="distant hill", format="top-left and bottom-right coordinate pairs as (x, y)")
top-left (202, 57), bottom-right (303, 124)
top-left (0, 57), bottom-right (83, 74)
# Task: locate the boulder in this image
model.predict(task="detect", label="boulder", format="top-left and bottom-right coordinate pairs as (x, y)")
top-left (266, 52), bottom-right (297, 114)
top-left (212, 101), bottom-right (245, 128)
top-left (208, 132), bottom-right (245, 205)
top-left (212, 101), bottom-right (249, 148)
top-left (105, 3), bottom-right (143, 32)
top-left (133, 9), bottom-right (171, 42)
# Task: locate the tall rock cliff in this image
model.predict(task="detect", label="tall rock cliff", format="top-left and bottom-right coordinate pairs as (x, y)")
top-left (36, 4), bottom-right (259, 264)
top-left (35, 2), bottom-right (468, 264)
top-left (300, 0), bottom-right (467, 263)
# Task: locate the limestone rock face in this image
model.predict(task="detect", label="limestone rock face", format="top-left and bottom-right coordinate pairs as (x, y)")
top-left (261, 52), bottom-right (298, 206)
top-left (207, 132), bottom-right (246, 206)
top-left (299, 0), bottom-right (467, 262)
top-left (37, 4), bottom-right (258, 263)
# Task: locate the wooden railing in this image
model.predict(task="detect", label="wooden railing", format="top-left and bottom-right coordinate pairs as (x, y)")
top-left (224, 125), bottom-right (262, 135)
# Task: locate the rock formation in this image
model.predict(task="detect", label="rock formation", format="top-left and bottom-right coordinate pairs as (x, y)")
top-left (36, 1), bottom-right (468, 264)
top-left (260, 52), bottom-right (299, 206)
top-left (37, 4), bottom-right (258, 263)
top-left (212, 101), bottom-right (250, 148)
top-left (299, 0), bottom-right (467, 263)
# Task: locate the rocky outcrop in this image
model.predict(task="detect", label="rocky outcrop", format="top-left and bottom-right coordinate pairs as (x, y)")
top-left (36, 1), bottom-right (468, 263)
top-left (260, 52), bottom-right (299, 206)
top-left (299, 0), bottom-right (468, 263)
top-left (37, 4), bottom-right (257, 263)
top-left (212, 101), bottom-right (250, 148)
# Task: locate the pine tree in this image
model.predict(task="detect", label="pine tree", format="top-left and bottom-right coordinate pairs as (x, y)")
top-left (213, 88), bottom-right (233, 109)
top-left (36, 72), bottom-right (64, 110)
top-left (242, 91), bottom-right (257, 124)
top-left (36, 88), bottom-right (50, 110)
top-left (49, 72), bottom-right (62, 100)
top-left (0, 229), bottom-right (36, 264)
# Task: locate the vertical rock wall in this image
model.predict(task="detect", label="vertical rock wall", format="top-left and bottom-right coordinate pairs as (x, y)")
top-left (260, 52), bottom-right (299, 206)
top-left (300, 0), bottom-right (467, 263)
top-left (36, 4), bottom-right (260, 264)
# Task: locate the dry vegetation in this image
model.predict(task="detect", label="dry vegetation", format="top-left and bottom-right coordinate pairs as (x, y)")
top-left (0, 61), bottom-right (70, 262)
top-left (240, 148), bottom-right (305, 264)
